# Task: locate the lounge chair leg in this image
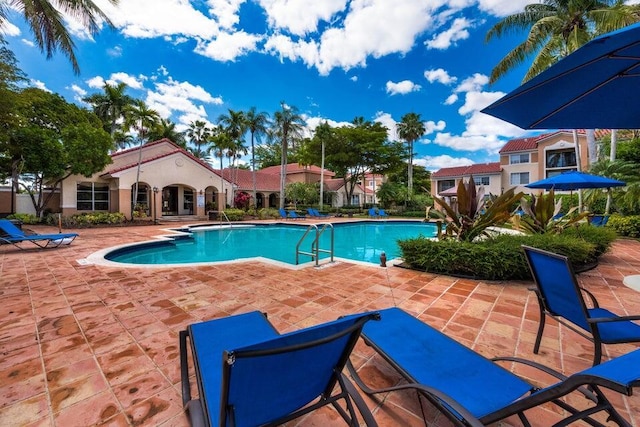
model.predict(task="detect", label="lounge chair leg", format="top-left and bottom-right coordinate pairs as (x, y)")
top-left (593, 342), bottom-right (602, 366)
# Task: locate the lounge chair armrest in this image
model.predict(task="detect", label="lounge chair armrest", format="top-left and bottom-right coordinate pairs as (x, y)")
top-left (491, 356), bottom-right (568, 381)
top-left (588, 315), bottom-right (640, 323)
top-left (345, 360), bottom-right (484, 427)
top-left (579, 287), bottom-right (600, 308)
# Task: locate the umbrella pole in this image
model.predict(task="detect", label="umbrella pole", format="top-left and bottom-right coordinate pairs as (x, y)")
top-left (572, 130), bottom-right (584, 212)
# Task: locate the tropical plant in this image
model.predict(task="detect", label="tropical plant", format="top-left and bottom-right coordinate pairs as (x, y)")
top-left (396, 112), bottom-right (425, 202)
top-left (124, 99), bottom-right (160, 215)
top-left (83, 82), bottom-right (133, 146)
top-left (148, 118), bottom-right (186, 147)
top-left (210, 130), bottom-right (233, 207)
top-left (245, 107), bottom-right (270, 208)
top-left (273, 102), bottom-right (305, 209)
top-left (1, 0), bottom-right (118, 74)
top-left (512, 189), bottom-right (588, 234)
top-left (186, 120), bottom-right (212, 158)
top-left (432, 176), bottom-right (524, 242)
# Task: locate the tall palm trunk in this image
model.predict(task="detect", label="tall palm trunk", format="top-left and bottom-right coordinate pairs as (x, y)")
top-left (280, 139), bottom-right (287, 210)
top-left (251, 134), bottom-right (257, 209)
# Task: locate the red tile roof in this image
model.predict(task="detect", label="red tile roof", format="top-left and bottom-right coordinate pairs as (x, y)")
top-left (260, 163), bottom-right (335, 177)
top-left (432, 162), bottom-right (501, 178)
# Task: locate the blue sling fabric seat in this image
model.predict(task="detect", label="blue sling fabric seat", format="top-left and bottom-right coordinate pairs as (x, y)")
top-left (348, 307), bottom-right (640, 427)
top-left (523, 245), bottom-right (640, 365)
top-left (0, 219), bottom-right (78, 249)
top-left (180, 310), bottom-right (380, 427)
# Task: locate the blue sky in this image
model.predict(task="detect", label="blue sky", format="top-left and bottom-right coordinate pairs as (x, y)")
top-left (3, 0), bottom-right (544, 171)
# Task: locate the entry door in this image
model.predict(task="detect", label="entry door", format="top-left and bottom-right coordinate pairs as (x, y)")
top-left (162, 187), bottom-right (178, 215)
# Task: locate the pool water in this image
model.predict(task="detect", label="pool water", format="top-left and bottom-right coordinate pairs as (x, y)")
top-left (105, 221), bottom-right (437, 266)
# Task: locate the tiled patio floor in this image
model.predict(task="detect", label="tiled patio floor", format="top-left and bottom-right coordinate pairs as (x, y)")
top-left (1, 221), bottom-right (639, 426)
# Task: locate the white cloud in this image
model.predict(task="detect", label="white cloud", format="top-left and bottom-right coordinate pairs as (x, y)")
top-left (146, 77), bottom-right (224, 125)
top-left (478, 0), bottom-right (534, 17)
top-left (195, 31), bottom-right (262, 61)
top-left (424, 120), bottom-right (446, 135)
top-left (424, 68), bottom-right (457, 85)
top-left (1, 21), bottom-right (21, 36)
top-left (107, 72), bottom-right (145, 90)
top-left (350, 76), bottom-right (358, 82)
top-left (86, 76), bottom-right (106, 89)
top-left (30, 80), bottom-right (51, 92)
top-left (21, 38), bottom-right (35, 47)
top-left (454, 73), bottom-right (489, 93)
top-left (425, 17), bottom-right (472, 50)
top-left (106, 46), bottom-right (123, 58)
top-left (259, 0), bottom-right (347, 36)
top-left (207, 0), bottom-right (245, 30)
top-left (70, 84), bottom-right (87, 97)
top-left (444, 94), bottom-right (458, 105)
top-left (373, 111), bottom-right (398, 141)
top-left (416, 154), bottom-right (474, 171)
top-left (303, 115), bottom-right (353, 138)
top-left (385, 80), bottom-right (421, 95)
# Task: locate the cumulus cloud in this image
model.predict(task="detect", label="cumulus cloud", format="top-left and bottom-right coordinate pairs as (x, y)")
top-left (195, 31), bottom-right (262, 61)
top-left (373, 111), bottom-right (398, 141)
top-left (259, 0), bottom-right (347, 36)
top-left (425, 17), bottom-right (473, 50)
top-left (444, 94), bottom-right (458, 105)
top-left (424, 120), bottom-right (446, 135)
top-left (386, 80), bottom-right (421, 95)
top-left (106, 46), bottom-right (123, 58)
top-left (30, 80), bottom-right (51, 92)
top-left (424, 68), bottom-right (457, 85)
top-left (146, 77), bottom-right (224, 125)
top-left (107, 72), bottom-right (145, 90)
top-left (454, 73), bottom-right (489, 93)
top-left (208, 0), bottom-right (245, 30)
top-left (478, 0), bottom-right (534, 17)
top-left (416, 154), bottom-right (474, 171)
top-left (1, 21), bottom-right (21, 36)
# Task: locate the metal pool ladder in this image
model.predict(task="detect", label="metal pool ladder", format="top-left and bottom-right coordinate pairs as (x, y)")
top-left (295, 223), bottom-right (334, 266)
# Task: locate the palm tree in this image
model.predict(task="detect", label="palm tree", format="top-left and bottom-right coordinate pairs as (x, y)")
top-left (273, 102), bottom-right (305, 209)
top-left (83, 82), bottom-right (134, 149)
top-left (1, 0), bottom-right (119, 74)
top-left (210, 130), bottom-right (233, 209)
top-left (148, 118), bottom-right (186, 147)
top-left (124, 100), bottom-right (160, 216)
top-left (396, 112), bottom-right (426, 202)
top-left (245, 107), bottom-right (270, 208)
top-left (486, 0), bottom-right (640, 85)
top-left (186, 120), bottom-right (212, 158)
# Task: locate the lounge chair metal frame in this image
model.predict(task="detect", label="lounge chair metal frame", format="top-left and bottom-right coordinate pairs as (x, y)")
top-left (0, 219), bottom-right (78, 249)
top-left (347, 307), bottom-right (639, 427)
top-left (523, 245), bottom-right (640, 365)
top-left (180, 310), bottom-right (380, 427)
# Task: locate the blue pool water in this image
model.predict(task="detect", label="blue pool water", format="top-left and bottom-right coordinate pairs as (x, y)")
top-left (105, 221), bottom-right (437, 266)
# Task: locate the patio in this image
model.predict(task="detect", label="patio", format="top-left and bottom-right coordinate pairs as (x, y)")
top-left (1, 221), bottom-right (639, 426)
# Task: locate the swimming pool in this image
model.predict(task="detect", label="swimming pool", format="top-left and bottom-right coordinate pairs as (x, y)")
top-left (103, 221), bottom-right (437, 266)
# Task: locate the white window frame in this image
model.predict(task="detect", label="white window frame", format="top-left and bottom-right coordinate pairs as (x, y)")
top-left (510, 172), bottom-right (530, 186)
top-left (474, 176), bottom-right (490, 186)
top-left (510, 153), bottom-right (530, 164)
top-left (77, 182), bottom-right (109, 211)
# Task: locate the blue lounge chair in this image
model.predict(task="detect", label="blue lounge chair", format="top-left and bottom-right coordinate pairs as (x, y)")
top-left (288, 210), bottom-right (306, 220)
top-left (180, 310), bottom-right (379, 427)
top-left (311, 208), bottom-right (329, 218)
top-left (0, 219), bottom-right (78, 249)
top-left (590, 214), bottom-right (610, 226)
top-left (378, 209), bottom-right (389, 218)
top-left (348, 307), bottom-right (640, 427)
top-left (523, 245), bottom-right (640, 365)
top-left (278, 208), bottom-right (289, 220)
top-left (306, 208), bottom-right (317, 217)
top-left (368, 208), bottom-right (378, 218)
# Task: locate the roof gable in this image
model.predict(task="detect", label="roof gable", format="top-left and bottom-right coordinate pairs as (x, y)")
top-left (432, 162), bottom-right (501, 178)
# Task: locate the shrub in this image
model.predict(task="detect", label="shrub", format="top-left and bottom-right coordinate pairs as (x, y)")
top-left (44, 212), bottom-right (126, 227)
top-left (222, 208), bottom-right (245, 221)
top-left (562, 224), bottom-right (617, 256)
top-left (398, 234), bottom-right (597, 280)
top-left (607, 214), bottom-right (640, 238)
top-left (6, 213), bottom-right (39, 224)
top-left (258, 208), bottom-right (280, 219)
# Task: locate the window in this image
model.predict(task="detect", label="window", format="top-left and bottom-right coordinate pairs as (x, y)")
top-left (510, 172), bottom-right (530, 185)
top-left (474, 176), bottom-right (490, 186)
top-left (510, 153), bottom-right (529, 164)
top-left (438, 180), bottom-right (455, 193)
top-left (546, 149), bottom-right (576, 168)
top-left (350, 194), bottom-right (360, 205)
top-left (77, 182), bottom-right (109, 211)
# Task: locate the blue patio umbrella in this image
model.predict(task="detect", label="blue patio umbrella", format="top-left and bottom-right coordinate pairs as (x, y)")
top-left (526, 171), bottom-right (626, 191)
top-left (481, 22), bottom-right (640, 129)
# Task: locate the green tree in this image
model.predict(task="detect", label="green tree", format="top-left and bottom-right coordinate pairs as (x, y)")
top-left (124, 99), bottom-right (160, 214)
top-left (285, 182), bottom-right (319, 206)
top-left (83, 82), bottom-right (133, 148)
top-left (186, 120), bottom-right (212, 158)
top-left (1, 0), bottom-right (119, 74)
top-left (210, 130), bottom-right (234, 207)
top-left (305, 119), bottom-right (404, 206)
top-left (273, 103), bottom-right (305, 209)
top-left (147, 118), bottom-right (185, 147)
top-left (245, 107), bottom-right (270, 208)
top-left (8, 88), bottom-right (112, 217)
top-left (396, 112), bottom-right (425, 201)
